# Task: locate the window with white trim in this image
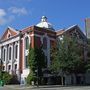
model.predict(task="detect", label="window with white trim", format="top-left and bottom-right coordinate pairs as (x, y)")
top-left (8, 65), bottom-right (11, 71)
top-left (43, 37), bottom-right (47, 49)
top-left (3, 66), bottom-right (5, 71)
top-left (25, 37), bottom-right (29, 50)
top-left (9, 47), bottom-right (12, 60)
top-left (8, 34), bottom-right (11, 38)
top-left (15, 64), bottom-right (17, 70)
top-left (15, 45), bottom-right (18, 59)
top-left (25, 56), bottom-right (28, 68)
top-left (3, 49), bottom-right (6, 61)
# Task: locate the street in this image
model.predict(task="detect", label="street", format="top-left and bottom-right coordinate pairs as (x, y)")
top-left (0, 85), bottom-right (90, 90)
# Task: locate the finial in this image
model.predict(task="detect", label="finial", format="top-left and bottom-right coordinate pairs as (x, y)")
top-left (41, 16), bottom-right (47, 22)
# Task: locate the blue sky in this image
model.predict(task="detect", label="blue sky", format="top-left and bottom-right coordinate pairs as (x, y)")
top-left (0, 0), bottom-right (90, 36)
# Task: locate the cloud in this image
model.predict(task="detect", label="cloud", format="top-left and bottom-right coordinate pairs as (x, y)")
top-left (0, 18), bottom-right (6, 25)
top-left (0, 8), bottom-right (15, 25)
top-left (0, 9), bottom-right (6, 17)
top-left (8, 7), bottom-right (28, 16)
top-left (0, 16), bottom-right (15, 25)
top-left (0, 9), bottom-right (7, 25)
top-left (0, 7), bottom-right (29, 25)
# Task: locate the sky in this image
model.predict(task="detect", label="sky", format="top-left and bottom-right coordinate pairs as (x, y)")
top-left (0, 0), bottom-right (90, 36)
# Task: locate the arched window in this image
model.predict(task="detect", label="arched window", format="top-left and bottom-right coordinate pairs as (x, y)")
top-left (15, 45), bottom-right (18, 59)
top-left (25, 37), bottom-right (29, 49)
top-left (8, 34), bottom-right (11, 38)
top-left (25, 56), bottom-right (28, 68)
top-left (43, 37), bottom-right (47, 49)
top-left (8, 65), bottom-right (11, 71)
top-left (3, 49), bottom-right (6, 61)
top-left (9, 47), bottom-right (11, 60)
top-left (3, 66), bottom-right (5, 70)
top-left (15, 64), bottom-right (17, 70)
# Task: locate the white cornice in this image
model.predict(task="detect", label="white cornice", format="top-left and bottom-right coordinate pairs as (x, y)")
top-left (0, 36), bottom-right (20, 46)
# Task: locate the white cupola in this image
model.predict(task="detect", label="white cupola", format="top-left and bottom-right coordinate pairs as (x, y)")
top-left (36, 16), bottom-right (55, 31)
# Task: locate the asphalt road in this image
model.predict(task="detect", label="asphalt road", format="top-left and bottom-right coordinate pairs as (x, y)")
top-left (0, 85), bottom-right (90, 90)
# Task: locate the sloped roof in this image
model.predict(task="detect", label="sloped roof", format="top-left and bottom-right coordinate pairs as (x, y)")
top-left (65, 25), bottom-right (87, 40)
top-left (56, 29), bottom-right (65, 36)
top-left (56, 25), bottom-right (87, 41)
top-left (1, 26), bottom-right (19, 41)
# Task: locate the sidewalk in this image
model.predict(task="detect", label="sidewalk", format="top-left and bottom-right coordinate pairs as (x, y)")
top-left (4, 84), bottom-right (63, 89)
top-left (4, 84), bottom-right (90, 89)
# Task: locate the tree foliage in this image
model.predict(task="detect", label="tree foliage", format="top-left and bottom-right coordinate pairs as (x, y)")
top-left (26, 71), bottom-right (37, 85)
top-left (27, 46), bottom-right (45, 85)
top-left (2, 71), bottom-right (12, 85)
top-left (51, 36), bottom-right (86, 74)
top-left (28, 46), bottom-right (45, 71)
top-left (86, 39), bottom-right (90, 72)
top-left (28, 48), bottom-right (37, 71)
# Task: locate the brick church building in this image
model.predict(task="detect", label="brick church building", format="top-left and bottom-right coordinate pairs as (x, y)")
top-left (0, 16), bottom-right (89, 85)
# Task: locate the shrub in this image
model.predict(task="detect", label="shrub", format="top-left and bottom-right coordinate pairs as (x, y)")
top-left (2, 71), bottom-right (12, 85)
top-left (9, 75), bottom-right (20, 84)
top-left (26, 72), bottom-right (37, 85)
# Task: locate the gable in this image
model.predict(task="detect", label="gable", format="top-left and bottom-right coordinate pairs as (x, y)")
top-left (1, 27), bottom-right (19, 41)
top-left (65, 25), bottom-right (87, 41)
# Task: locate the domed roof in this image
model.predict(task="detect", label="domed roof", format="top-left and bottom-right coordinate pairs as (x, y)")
top-left (36, 16), bottom-right (55, 31)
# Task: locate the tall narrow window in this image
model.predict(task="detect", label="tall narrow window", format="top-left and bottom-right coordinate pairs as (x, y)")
top-left (15, 64), bottom-right (17, 74)
top-left (3, 49), bottom-right (6, 61)
top-left (3, 66), bottom-right (5, 70)
top-left (15, 45), bottom-right (18, 59)
top-left (15, 64), bottom-right (17, 70)
top-left (43, 37), bottom-right (47, 49)
top-left (7, 45), bottom-right (9, 60)
top-left (25, 37), bottom-right (29, 49)
top-left (9, 47), bottom-right (11, 60)
top-left (45, 56), bottom-right (47, 68)
top-left (25, 56), bottom-right (28, 68)
top-left (8, 65), bottom-right (11, 71)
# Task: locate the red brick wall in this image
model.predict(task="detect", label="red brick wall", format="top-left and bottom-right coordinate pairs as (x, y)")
top-left (34, 36), bottom-right (41, 48)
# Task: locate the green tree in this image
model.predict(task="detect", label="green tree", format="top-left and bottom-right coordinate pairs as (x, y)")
top-left (27, 46), bottom-right (45, 85)
top-left (0, 60), bottom-right (12, 85)
top-left (26, 71), bottom-right (36, 85)
top-left (0, 59), bottom-right (3, 81)
top-left (51, 36), bottom-right (86, 85)
top-left (86, 39), bottom-right (90, 72)
top-left (50, 46), bottom-right (59, 73)
top-left (85, 61), bottom-right (90, 72)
